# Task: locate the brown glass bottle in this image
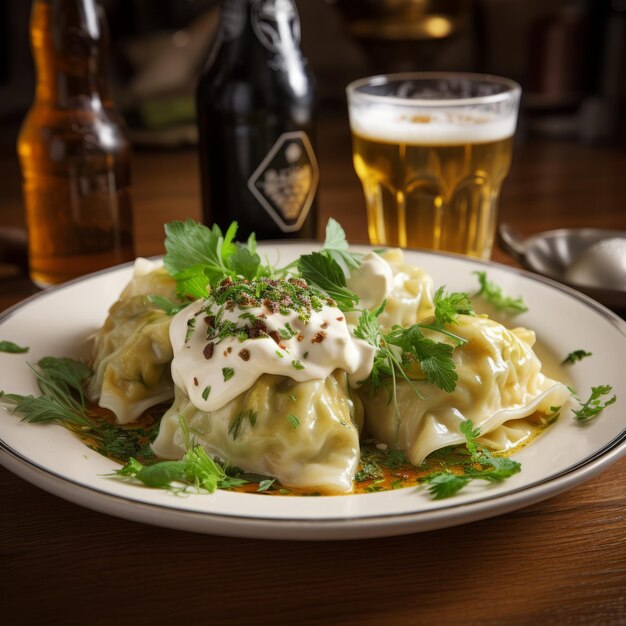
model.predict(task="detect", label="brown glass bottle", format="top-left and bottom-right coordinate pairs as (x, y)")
top-left (196, 0), bottom-right (318, 241)
top-left (18, 0), bottom-right (134, 287)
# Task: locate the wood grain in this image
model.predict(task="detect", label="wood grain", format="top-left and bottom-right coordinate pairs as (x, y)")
top-left (1, 114), bottom-right (625, 625)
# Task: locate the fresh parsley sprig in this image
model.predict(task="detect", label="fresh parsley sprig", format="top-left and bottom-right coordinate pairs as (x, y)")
top-left (473, 271), bottom-right (528, 314)
top-left (421, 420), bottom-right (521, 499)
top-left (163, 220), bottom-right (270, 299)
top-left (571, 385), bottom-right (616, 423)
top-left (355, 287), bottom-right (474, 395)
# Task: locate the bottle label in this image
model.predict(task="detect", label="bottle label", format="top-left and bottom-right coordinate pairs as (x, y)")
top-left (247, 131), bottom-right (319, 233)
top-left (251, 0), bottom-right (302, 62)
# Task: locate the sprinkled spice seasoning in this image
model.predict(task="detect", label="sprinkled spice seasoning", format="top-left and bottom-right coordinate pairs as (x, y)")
top-left (239, 349), bottom-right (250, 361)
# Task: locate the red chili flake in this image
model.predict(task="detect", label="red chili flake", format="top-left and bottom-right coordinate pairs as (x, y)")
top-left (312, 331), bottom-right (326, 344)
top-left (239, 349), bottom-right (250, 361)
top-left (203, 342), bottom-right (214, 359)
top-left (336, 317), bottom-right (344, 322)
top-left (268, 330), bottom-right (280, 345)
top-left (320, 322), bottom-right (329, 329)
top-left (193, 377), bottom-right (199, 386)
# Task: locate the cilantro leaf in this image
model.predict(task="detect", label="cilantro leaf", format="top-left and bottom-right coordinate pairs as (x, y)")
top-left (297, 252), bottom-right (359, 310)
top-left (0, 340), bottom-right (29, 354)
top-left (473, 271), bottom-right (528, 313)
top-left (572, 385), bottom-right (616, 422)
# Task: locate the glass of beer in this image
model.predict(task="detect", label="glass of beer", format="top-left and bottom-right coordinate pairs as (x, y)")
top-left (346, 73), bottom-right (521, 258)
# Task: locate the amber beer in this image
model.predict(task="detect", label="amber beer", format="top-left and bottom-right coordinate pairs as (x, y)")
top-left (18, 0), bottom-right (134, 287)
top-left (347, 74), bottom-right (520, 258)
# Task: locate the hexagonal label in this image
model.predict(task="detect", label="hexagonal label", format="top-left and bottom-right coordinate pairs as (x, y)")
top-left (247, 131), bottom-right (319, 233)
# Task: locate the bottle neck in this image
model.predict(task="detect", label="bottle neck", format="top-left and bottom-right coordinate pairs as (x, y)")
top-left (31, 0), bottom-right (109, 106)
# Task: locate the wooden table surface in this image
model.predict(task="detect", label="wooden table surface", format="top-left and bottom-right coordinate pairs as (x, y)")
top-left (2, 115), bottom-right (626, 625)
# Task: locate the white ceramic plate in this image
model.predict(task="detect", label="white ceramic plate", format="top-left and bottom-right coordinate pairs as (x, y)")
top-left (1, 245), bottom-right (625, 540)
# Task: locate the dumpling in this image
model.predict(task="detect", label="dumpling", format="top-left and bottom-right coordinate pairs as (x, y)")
top-left (359, 314), bottom-right (570, 465)
top-left (87, 259), bottom-right (178, 424)
top-left (376, 249), bottom-right (435, 329)
top-left (151, 371), bottom-right (364, 493)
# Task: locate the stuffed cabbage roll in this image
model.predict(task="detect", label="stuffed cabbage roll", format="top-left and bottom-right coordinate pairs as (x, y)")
top-left (360, 314), bottom-right (570, 465)
top-left (88, 259), bottom-right (178, 424)
top-left (152, 371), bottom-right (364, 493)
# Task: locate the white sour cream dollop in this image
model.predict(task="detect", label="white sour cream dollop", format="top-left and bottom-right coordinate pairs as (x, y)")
top-left (170, 293), bottom-right (375, 413)
top-left (345, 251), bottom-right (394, 311)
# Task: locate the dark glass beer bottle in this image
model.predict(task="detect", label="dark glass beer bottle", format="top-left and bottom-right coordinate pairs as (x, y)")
top-left (196, 0), bottom-right (318, 240)
top-left (18, 0), bottom-right (134, 287)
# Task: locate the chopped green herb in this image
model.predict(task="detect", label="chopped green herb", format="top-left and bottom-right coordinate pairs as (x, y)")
top-left (222, 367), bottom-right (235, 381)
top-left (421, 419), bottom-right (521, 499)
top-left (291, 360), bottom-right (305, 370)
top-left (185, 317), bottom-right (196, 343)
top-left (288, 394), bottom-right (297, 402)
top-left (201, 386), bottom-right (211, 401)
top-left (228, 409), bottom-right (257, 440)
top-left (287, 414), bottom-right (300, 430)
top-left (257, 478), bottom-right (276, 492)
top-left (562, 350), bottom-right (592, 365)
top-left (571, 385), bottom-right (616, 423)
top-left (0, 340), bottom-right (29, 354)
top-left (473, 271), bottom-right (528, 313)
top-left (148, 295), bottom-right (186, 316)
top-left (114, 418), bottom-right (247, 492)
top-left (275, 350), bottom-right (284, 359)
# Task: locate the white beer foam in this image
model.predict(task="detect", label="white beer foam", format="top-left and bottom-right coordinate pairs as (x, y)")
top-left (349, 107), bottom-right (516, 145)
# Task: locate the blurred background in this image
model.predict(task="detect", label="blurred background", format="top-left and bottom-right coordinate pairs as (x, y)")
top-left (0, 0), bottom-right (625, 284)
top-left (1, 0), bottom-right (625, 148)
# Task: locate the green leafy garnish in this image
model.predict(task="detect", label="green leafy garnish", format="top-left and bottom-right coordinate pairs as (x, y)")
top-left (318, 218), bottom-right (361, 274)
top-left (147, 295), bottom-right (186, 316)
top-left (257, 478), bottom-right (276, 492)
top-left (0, 340), bottom-right (29, 354)
top-left (163, 220), bottom-right (268, 299)
top-left (297, 252), bottom-right (359, 310)
top-left (355, 287), bottom-right (471, 396)
top-left (562, 350), bottom-right (592, 365)
top-left (222, 367), bottom-right (235, 381)
top-left (0, 357), bottom-right (93, 428)
top-left (115, 418), bottom-right (247, 492)
top-left (287, 414), bottom-right (300, 430)
top-left (571, 385), bottom-right (616, 422)
top-left (473, 271), bottom-right (528, 313)
top-left (421, 420), bottom-right (521, 499)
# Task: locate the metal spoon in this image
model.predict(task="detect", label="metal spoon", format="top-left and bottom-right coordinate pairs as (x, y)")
top-left (497, 224), bottom-right (626, 310)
